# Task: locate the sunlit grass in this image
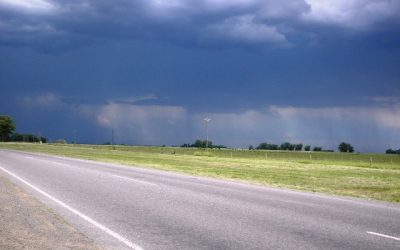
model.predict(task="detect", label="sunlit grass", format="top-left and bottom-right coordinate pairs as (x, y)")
top-left (1, 142), bottom-right (399, 202)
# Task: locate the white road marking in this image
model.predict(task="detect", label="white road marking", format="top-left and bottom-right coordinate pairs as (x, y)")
top-left (367, 231), bottom-right (400, 241)
top-left (111, 175), bottom-right (157, 186)
top-left (0, 166), bottom-right (144, 250)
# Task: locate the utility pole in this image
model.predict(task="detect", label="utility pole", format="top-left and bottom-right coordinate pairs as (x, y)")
top-left (112, 129), bottom-right (115, 150)
top-left (204, 118), bottom-right (211, 149)
top-left (72, 130), bottom-right (77, 145)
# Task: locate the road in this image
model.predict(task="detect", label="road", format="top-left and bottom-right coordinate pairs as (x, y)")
top-left (0, 150), bottom-right (399, 250)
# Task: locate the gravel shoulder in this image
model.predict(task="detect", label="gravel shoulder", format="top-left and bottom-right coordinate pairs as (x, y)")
top-left (0, 174), bottom-right (103, 250)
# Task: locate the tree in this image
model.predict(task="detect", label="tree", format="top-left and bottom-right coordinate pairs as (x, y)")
top-left (268, 144), bottom-right (279, 150)
top-left (257, 143), bottom-right (268, 150)
top-left (280, 142), bottom-right (291, 150)
top-left (304, 145), bottom-right (311, 151)
top-left (185, 139), bottom-right (224, 149)
top-left (0, 115), bottom-right (16, 142)
top-left (248, 145), bottom-right (254, 150)
top-left (338, 142), bottom-right (354, 153)
top-left (192, 139), bottom-right (205, 148)
top-left (295, 144), bottom-right (303, 151)
top-left (313, 147), bottom-right (322, 152)
top-left (256, 143), bottom-right (279, 150)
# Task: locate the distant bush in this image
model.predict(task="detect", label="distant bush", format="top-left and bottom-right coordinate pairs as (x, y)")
top-left (54, 139), bottom-right (67, 144)
top-left (313, 147), bottom-right (322, 152)
top-left (304, 145), bottom-right (311, 151)
top-left (386, 148), bottom-right (400, 154)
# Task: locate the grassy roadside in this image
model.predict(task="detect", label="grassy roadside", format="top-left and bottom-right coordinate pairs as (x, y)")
top-left (1, 142), bottom-right (399, 202)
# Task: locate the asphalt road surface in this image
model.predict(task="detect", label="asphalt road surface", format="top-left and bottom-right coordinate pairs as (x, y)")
top-left (0, 150), bottom-right (399, 250)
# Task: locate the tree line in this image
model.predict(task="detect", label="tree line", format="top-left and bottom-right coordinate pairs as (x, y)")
top-left (11, 133), bottom-right (47, 143)
top-left (252, 142), bottom-right (307, 151)
top-left (249, 141), bottom-right (354, 153)
top-left (0, 115), bottom-right (47, 143)
top-left (181, 140), bottom-right (226, 149)
top-left (182, 139), bottom-right (355, 153)
top-left (250, 142), bottom-right (327, 152)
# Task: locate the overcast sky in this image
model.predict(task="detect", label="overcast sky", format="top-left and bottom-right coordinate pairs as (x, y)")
top-left (1, 0), bottom-right (400, 152)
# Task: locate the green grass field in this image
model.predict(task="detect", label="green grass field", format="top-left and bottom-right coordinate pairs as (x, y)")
top-left (1, 142), bottom-right (399, 202)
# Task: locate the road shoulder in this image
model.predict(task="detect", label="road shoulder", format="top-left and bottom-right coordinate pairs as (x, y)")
top-left (0, 174), bottom-right (103, 250)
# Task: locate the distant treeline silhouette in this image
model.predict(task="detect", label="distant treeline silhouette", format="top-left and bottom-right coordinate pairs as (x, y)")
top-left (10, 133), bottom-right (47, 143)
top-left (386, 148), bottom-right (400, 154)
top-left (182, 140), bottom-right (336, 152)
top-left (249, 142), bottom-right (333, 152)
top-left (0, 115), bottom-right (47, 143)
top-left (181, 140), bottom-right (227, 149)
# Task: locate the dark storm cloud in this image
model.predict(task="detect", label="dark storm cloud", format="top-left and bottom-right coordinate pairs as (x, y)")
top-left (1, 0), bottom-right (400, 152)
top-left (1, 0), bottom-right (400, 52)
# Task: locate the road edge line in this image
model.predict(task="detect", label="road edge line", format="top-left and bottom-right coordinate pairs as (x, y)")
top-left (367, 231), bottom-right (400, 241)
top-left (0, 165), bottom-right (144, 250)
